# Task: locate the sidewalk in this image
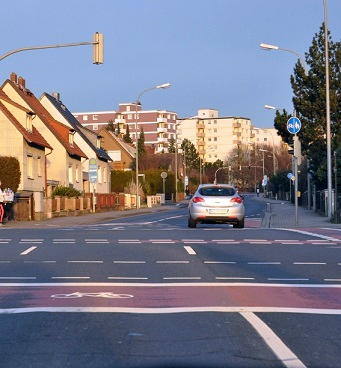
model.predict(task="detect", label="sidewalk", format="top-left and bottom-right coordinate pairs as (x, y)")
top-left (0, 205), bottom-right (177, 229)
top-left (256, 196), bottom-right (339, 228)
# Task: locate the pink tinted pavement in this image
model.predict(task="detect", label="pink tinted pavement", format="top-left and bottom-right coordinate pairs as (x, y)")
top-left (1, 284), bottom-right (341, 311)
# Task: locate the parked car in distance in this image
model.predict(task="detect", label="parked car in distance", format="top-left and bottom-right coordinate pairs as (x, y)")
top-left (188, 184), bottom-right (245, 228)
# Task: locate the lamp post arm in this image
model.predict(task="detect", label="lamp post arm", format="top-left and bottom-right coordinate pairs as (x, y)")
top-left (278, 47), bottom-right (308, 75)
top-left (0, 41), bottom-right (96, 62)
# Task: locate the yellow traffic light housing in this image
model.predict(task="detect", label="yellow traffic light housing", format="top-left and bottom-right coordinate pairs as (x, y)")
top-left (93, 32), bottom-right (104, 64)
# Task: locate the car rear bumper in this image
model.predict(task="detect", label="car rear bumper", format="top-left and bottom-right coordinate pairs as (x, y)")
top-left (189, 205), bottom-right (244, 222)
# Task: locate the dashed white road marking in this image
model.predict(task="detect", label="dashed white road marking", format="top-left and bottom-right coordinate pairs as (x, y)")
top-left (163, 277), bottom-right (202, 280)
top-left (113, 261), bottom-right (146, 264)
top-left (20, 246), bottom-right (37, 255)
top-left (0, 277), bottom-right (36, 280)
top-left (241, 312), bottom-right (307, 368)
top-left (107, 277), bottom-right (149, 280)
top-left (324, 279), bottom-right (341, 282)
top-left (268, 278), bottom-right (310, 281)
top-left (0, 261), bottom-right (11, 263)
top-left (247, 262), bottom-right (281, 265)
top-left (24, 261), bottom-right (56, 263)
top-left (321, 227), bottom-right (341, 232)
top-left (20, 239), bottom-right (43, 242)
top-left (216, 277), bottom-right (255, 280)
top-left (156, 261), bottom-right (190, 264)
top-left (184, 246), bottom-right (196, 255)
top-left (51, 276), bottom-right (90, 279)
top-left (204, 261), bottom-right (237, 264)
top-left (294, 262), bottom-right (326, 265)
top-left (67, 261), bottom-right (103, 264)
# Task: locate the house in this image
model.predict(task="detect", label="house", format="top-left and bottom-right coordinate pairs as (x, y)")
top-left (99, 129), bottom-right (135, 170)
top-left (40, 92), bottom-right (112, 194)
top-left (0, 89), bottom-right (52, 197)
top-left (1, 74), bottom-right (87, 196)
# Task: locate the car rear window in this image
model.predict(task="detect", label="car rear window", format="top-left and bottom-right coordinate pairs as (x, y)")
top-left (199, 187), bottom-right (235, 196)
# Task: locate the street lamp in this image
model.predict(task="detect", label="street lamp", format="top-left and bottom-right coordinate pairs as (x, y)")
top-left (214, 167), bottom-right (229, 185)
top-left (134, 83), bottom-right (171, 209)
top-left (259, 43), bottom-right (308, 75)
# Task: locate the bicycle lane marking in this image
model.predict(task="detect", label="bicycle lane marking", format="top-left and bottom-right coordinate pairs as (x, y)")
top-left (0, 283), bottom-right (341, 310)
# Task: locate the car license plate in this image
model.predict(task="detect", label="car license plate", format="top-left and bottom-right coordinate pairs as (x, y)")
top-left (208, 209), bottom-right (228, 214)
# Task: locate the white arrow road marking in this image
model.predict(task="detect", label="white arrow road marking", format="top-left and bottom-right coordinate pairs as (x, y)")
top-left (20, 246), bottom-right (37, 256)
top-left (241, 312), bottom-right (307, 368)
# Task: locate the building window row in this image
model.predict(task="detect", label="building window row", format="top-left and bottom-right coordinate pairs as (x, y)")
top-left (27, 154), bottom-right (43, 180)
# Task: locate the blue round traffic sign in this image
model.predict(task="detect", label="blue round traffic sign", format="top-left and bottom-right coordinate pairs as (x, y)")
top-left (287, 117), bottom-right (301, 134)
top-left (287, 173), bottom-right (293, 179)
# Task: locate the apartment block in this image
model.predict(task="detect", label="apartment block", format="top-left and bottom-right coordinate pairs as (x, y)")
top-left (178, 109), bottom-right (252, 163)
top-left (73, 103), bottom-right (177, 153)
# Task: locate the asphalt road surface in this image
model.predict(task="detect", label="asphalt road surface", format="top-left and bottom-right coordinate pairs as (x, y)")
top-left (0, 195), bottom-right (340, 368)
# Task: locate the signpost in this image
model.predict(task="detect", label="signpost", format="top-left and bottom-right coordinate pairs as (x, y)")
top-left (287, 117), bottom-right (302, 226)
top-left (88, 158), bottom-right (98, 213)
top-left (161, 172), bottom-right (167, 198)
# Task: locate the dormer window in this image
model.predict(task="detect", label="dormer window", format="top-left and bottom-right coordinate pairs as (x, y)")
top-left (96, 137), bottom-right (101, 149)
top-left (26, 112), bottom-right (34, 132)
top-left (69, 131), bottom-right (75, 146)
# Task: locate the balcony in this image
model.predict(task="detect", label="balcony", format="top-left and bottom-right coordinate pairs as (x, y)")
top-left (115, 118), bottom-right (126, 124)
top-left (155, 146), bottom-right (169, 153)
top-left (157, 137), bottom-right (168, 143)
top-left (197, 121), bottom-right (204, 129)
top-left (197, 131), bottom-right (205, 138)
top-left (157, 127), bottom-right (168, 133)
top-left (157, 117), bottom-right (167, 123)
top-left (234, 132), bottom-right (242, 137)
top-left (197, 140), bottom-right (205, 146)
top-left (233, 122), bottom-right (241, 128)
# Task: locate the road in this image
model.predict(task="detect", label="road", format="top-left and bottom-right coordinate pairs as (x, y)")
top-left (0, 195), bottom-right (340, 367)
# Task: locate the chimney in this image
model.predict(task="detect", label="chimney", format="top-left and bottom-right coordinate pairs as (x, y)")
top-left (10, 72), bottom-right (17, 84)
top-left (52, 92), bottom-right (60, 101)
top-left (17, 76), bottom-right (25, 89)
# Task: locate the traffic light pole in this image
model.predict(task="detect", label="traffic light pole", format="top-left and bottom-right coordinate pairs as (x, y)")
top-left (294, 134), bottom-right (299, 226)
top-left (0, 33), bottom-right (104, 63)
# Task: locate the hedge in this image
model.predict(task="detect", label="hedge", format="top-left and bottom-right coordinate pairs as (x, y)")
top-left (0, 156), bottom-right (21, 192)
top-left (52, 186), bottom-right (82, 198)
top-left (111, 170), bottom-right (133, 193)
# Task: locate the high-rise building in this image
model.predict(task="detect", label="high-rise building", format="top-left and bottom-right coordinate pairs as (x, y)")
top-left (178, 109), bottom-right (253, 163)
top-left (73, 103), bottom-right (177, 153)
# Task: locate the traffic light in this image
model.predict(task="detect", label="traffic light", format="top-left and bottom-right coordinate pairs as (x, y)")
top-left (93, 32), bottom-right (104, 64)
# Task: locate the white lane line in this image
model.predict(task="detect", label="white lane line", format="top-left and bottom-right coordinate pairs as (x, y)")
top-left (293, 262), bottom-right (326, 265)
top-left (24, 261), bottom-right (56, 263)
top-left (53, 242), bottom-right (75, 244)
top-left (276, 228), bottom-right (340, 242)
top-left (51, 277), bottom-right (90, 279)
top-left (184, 246), bottom-right (196, 255)
top-left (20, 246), bottom-right (37, 256)
top-left (324, 279), bottom-right (341, 282)
top-left (156, 261), bottom-right (190, 264)
top-left (204, 261), bottom-right (237, 264)
top-left (0, 261), bottom-right (11, 263)
top-left (85, 242), bottom-right (109, 244)
top-left (0, 239), bottom-right (11, 241)
top-left (216, 277), bottom-right (255, 280)
top-left (20, 239), bottom-right (43, 242)
top-left (107, 277), bottom-right (149, 280)
top-left (144, 215), bottom-right (186, 224)
top-left (0, 242), bottom-right (9, 244)
top-left (241, 312), bottom-right (307, 368)
top-left (212, 239), bottom-right (237, 242)
top-left (0, 277), bottom-right (36, 280)
top-left (279, 242), bottom-right (302, 245)
top-left (19, 242), bottom-right (42, 244)
top-left (113, 261), bottom-right (146, 264)
top-left (244, 239), bottom-right (267, 242)
top-left (151, 241), bottom-right (175, 244)
top-left (247, 262), bottom-right (281, 265)
top-left (215, 241), bottom-right (240, 244)
top-left (321, 227), bottom-right (341, 232)
top-left (67, 261), bottom-right (103, 264)
top-left (268, 278), bottom-right (310, 281)
top-left (274, 240), bottom-right (300, 242)
top-left (249, 242), bottom-right (272, 244)
top-left (84, 239), bottom-right (108, 241)
top-left (53, 239), bottom-right (75, 241)
top-left (163, 277), bottom-right (202, 280)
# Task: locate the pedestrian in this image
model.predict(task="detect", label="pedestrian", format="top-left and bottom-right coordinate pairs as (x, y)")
top-left (0, 182), bottom-right (4, 225)
top-left (4, 188), bottom-right (15, 222)
top-left (256, 188), bottom-right (260, 197)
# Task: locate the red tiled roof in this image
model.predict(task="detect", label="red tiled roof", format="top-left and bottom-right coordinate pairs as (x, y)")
top-left (0, 99), bottom-right (52, 150)
top-left (4, 80), bottom-right (87, 159)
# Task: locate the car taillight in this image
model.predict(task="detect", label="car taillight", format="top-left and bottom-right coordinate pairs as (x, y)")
top-left (192, 196), bottom-right (205, 203)
top-left (230, 197), bottom-right (242, 204)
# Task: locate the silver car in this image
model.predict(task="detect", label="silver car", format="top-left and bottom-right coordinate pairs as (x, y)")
top-left (188, 184), bottom-right (245, 228)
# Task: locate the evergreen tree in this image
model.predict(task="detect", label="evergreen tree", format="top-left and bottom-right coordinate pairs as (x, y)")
top-left (106, 120), bottom-right (115, 132)
top-left (274, 24), bottom-right (341, 189)
top-left (180, 139), bottom-right (200, 169)
top-left (168, 137), bottom-right (176, 153)
top-left (123, 125), bottom-right (133, 144)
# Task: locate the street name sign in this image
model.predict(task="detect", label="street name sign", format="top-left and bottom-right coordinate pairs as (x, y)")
top-left (287, 117), bottom-right (301, 134)
top-left (161, 172), bottom-right (167, 179)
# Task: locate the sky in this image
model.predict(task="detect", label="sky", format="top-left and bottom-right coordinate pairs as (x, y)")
top-left (1, 0), bottom-right (340, 128)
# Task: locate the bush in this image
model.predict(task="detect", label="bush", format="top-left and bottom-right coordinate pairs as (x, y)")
top-left (111, 170), bottom-right (133, 192)
top-left (0, 156), bottom-right (21, 192)
top-left (52, 186), bottom-right (82, 198)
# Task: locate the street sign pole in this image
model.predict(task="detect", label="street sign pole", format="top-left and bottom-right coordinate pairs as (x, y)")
top-left (294, 146), bottom-right (298, 226)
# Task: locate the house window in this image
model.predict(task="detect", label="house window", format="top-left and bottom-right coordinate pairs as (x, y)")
top-left (93, 114), bottom-right (98, 120)
top-left (264, 138), bottom-right (268, 142)
top-left (68, 165), bottom-right (73, 184)
top-left (69, 132), bottom-right (74, 145)
top-left (214, 129), bottom-right (217, 133)
top-left (93, 124), bottom-right (98, 130)
top-left (83, 115), bottom-right (88, 121)
top-left (126, 106), bottom-right (131, 112)
top-left (27, 155), bottom-right (34, 179)
top-left (127, 114), bottom-right (132, 120)
top-left (26, 113), bottom-right (33, 131)
top-left (75, 164), bottom-right (79, 183)
top-left (214, 120), bottom-right (217, 124)
top-left (96, 137), bottom-right (101, 148)
top-left (108, 150), bottom-right (121, 162)
top-left (37, 156), bottom-right (42, 177)
top-left (214, 137), bottom-right (217, 141)
top-left (167, 114), bottom-right (170, 119)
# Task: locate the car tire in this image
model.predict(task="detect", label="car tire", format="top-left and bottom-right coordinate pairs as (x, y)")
top-left (188, 216), bottom-right (197, 228)
top-left (233, 219), bottom-right (244, 229)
